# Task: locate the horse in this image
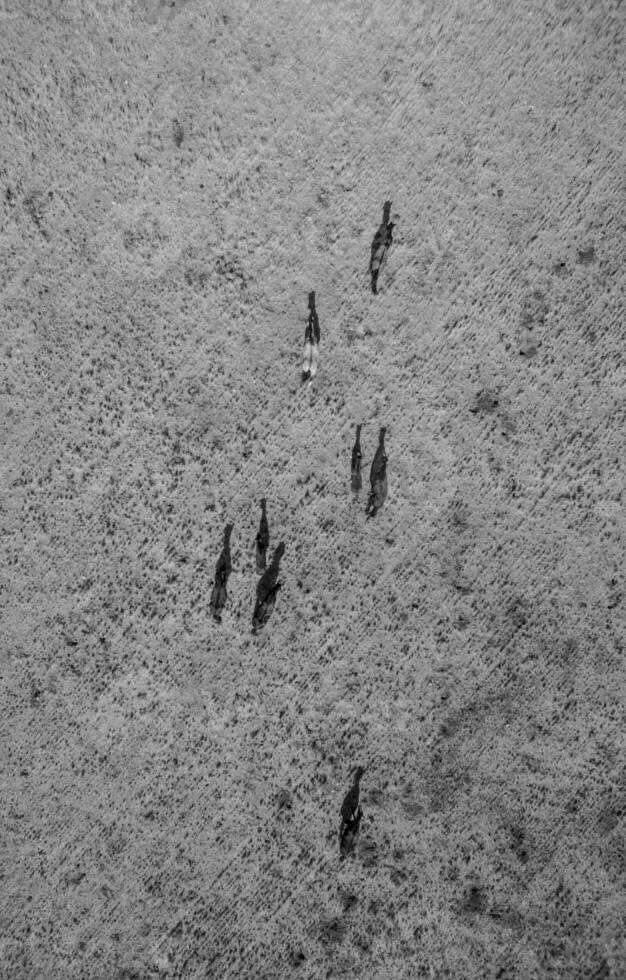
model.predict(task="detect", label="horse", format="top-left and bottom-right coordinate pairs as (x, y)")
top-left (366, 427), bottom-right (388, 518)
top-left (370, 201), bottom-right (394, 294)
top-left (210, 523), bottom-right (233, 622)
top-left (255, 498), bottom-right (269, 573)
top-left (339, 766), bottom-right (365, 858)
top-left (339, 805), bottom-right (363, 859)
top-left (252, 542), bottom-right (285, 633)
top-left (252, 581), bottom-right (282, 634)
top-left (302, 291), bottom-right (320, 382)
top-left (351, 424), bottom-right (362, 492)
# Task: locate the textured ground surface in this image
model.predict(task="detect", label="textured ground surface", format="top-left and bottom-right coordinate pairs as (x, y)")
top-left (1, 0), bottom-right (625, 977)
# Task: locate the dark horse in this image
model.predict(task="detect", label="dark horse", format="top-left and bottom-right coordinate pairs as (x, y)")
top-left (351, 424), bottom-right (362, 493)
top-left (339, 766), bottom-right (365, 858)
top-left (209, 523), bottom-right (233, 623)
top-left (255, 498), bottom-right (270, 573)
top-left (366, 427), bottom-right (388, 518)
top-left (370, 201), bottom-right (394, 294)
top-left (252, 541), bottom-right (285, 633)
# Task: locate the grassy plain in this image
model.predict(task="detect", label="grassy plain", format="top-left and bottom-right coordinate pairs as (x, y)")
top-left (1, 0), bottom-right (625, 977)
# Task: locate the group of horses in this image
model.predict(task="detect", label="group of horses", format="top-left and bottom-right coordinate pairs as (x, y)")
top-left (208, 506), bottom-right (285, 634)
top-left (208, 515), bottom-right (366, 853)
top-left (208, 419), bottom-right (389, 633)
top-left (210, 204), bottom-right (395, 851)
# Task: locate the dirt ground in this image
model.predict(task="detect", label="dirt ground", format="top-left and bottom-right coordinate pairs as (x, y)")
top-left (1, 0), bottom-right (625, 977)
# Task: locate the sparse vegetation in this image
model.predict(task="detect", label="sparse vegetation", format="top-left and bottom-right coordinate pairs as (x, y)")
top-left (1, 1), bottom-right (624, 978)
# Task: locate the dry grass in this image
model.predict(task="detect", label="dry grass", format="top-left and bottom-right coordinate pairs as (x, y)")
top-left (1, 0), bottom-right (625, 977)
